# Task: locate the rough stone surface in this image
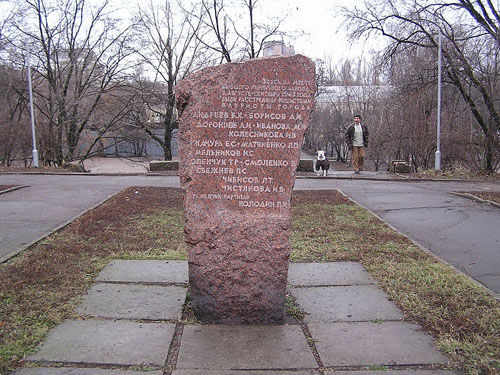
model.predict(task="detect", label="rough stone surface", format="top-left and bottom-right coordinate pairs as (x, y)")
top-left (27, 320), bottom-right (174, 367)
top-left (176, 325), bottom-right (317, 370)
top-left (292, 285), bottom-right (404, 322)
top-left (288, 262), bottom-right (376, 286)
top-left (176, 55), bottom-right (316, 323)
top-left (149, 160), bottom-right (179, 171)
top-left (297, 159), bottom-right (314, 172)
top-left (308, 322), bottom-right (449, 367)
top-left (96, 260), bottom-right (188, 284)
top-left (76, 283), bottom-right (186, 320)
top-left (15, 369), bottom-right (163, 375)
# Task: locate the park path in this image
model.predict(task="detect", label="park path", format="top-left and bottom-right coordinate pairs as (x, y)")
top-left (1, 172), bottom-right (499, 298)
top-left (294, 177), bottom-right (500, 298)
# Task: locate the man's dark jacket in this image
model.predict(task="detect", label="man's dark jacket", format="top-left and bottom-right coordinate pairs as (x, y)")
top-left (346, 123), bottom-right (369, 148)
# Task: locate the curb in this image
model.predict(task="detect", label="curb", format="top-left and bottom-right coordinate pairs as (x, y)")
top-left (450, 191), bottom-right (500, 209)
top-left (296, 175), bottom-right (471, 183)
top-left (337, 189), bottom-right (500, 302)
top-left (0, 171), bottom-right (149, 177)
top-left (0, 171), bottom-right (487, 183)
top-left (0, 185), bottom-right (29, 195)
top-left (0, 191), bottom-right (121, 264)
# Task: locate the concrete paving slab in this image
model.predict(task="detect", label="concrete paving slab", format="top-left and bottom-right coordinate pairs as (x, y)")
top-left (15, 368), bottom-right (163, 375)
top-left (326, 371), bottom-right (459, 375)
top-left (96, 260), bottom-right (188, 284)
top-left (173, 371), bottom-right (318, 375)
top-left (27, 320), bottom-right (174, 367)
top-left (309, 322), bottom-right (449, 367)
top-left (288, 262), bottom-right (376, 286)
top-left (176, 325), bottom-right (317, 370)
top-left (292, 285), bottom-right (404, 323)
top-left (76, 283), bottom-right (186, 320)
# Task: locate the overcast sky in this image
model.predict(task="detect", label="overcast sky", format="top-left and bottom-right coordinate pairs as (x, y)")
top-left (259, 0), bottom-right (381, 62)
top-left (1, 0), bottom-right (382, 63)
top-left (122, 0), bottom-right (380, 62)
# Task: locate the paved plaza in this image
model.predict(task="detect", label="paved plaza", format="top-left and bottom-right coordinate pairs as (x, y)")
top-left (17, 261), bottom-right (456, 374)
top-left (2, 168), bottom-right (499, 373)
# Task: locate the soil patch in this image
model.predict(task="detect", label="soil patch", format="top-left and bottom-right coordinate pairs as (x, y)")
top-left (0, 188), bottom-right (498, 374)
top-left (0, 166), bottom-right (68, 173)
top-left (469, 191), bottom-right (500, 205)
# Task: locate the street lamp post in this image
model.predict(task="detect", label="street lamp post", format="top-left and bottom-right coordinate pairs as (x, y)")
top-left (25, 40), bottom-right (39, 168)
top-left (435, 30), bottom-right (442, 171)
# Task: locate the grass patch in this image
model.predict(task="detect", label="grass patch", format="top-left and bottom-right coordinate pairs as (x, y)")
top-left (0, 187), bottom-right (185, 374)
top-left (290, 191), bottom-right (500, 375)
top-left (0, 188), bottom-right (499, 374)
top-left (285, 292), bottom-right (306, 321)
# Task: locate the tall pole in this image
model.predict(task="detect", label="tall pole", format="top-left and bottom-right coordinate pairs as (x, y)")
top-left (26, 40), bottom-right (39, 168)
top-left (435, 30), bottom-right (442, 171)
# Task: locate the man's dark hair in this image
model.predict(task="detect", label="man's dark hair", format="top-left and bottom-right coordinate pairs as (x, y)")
top-left (354, 114), bottom-right (361, 119)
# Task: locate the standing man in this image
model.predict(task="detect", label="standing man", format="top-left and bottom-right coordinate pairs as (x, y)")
top-left (346, 114), bottom-right (369, 173)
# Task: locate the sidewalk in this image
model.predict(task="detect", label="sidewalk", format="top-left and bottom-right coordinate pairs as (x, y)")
top-left (2, 156), bottom-right (477, 183)
top-left (17, 260), bottom-right (458, 374)
top-left (79, 157), bottom-right (469, 183)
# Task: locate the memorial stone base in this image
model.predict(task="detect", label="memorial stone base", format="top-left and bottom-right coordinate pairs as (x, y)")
top-left (187, 217), bottom-right (290, 324)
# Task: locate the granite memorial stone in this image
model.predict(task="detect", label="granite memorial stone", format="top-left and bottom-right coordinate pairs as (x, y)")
top-left (176, 55), bottom-right (315, 324)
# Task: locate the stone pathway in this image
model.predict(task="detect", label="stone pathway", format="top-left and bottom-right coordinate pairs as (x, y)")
top-left (18, 261), bottom-right (458, 374)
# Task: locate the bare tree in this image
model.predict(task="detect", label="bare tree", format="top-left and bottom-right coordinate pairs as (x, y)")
top-left (0, 3), bottom-right (32, 166)
top-left (342, 0), bottom-right (500, 173)
top-left (7, 0), bottom-right (136, 165)
top-left (184, 0), bottom-right (287, 62)
top-left (133, 0), bottom-right (208, 160)
top-left (180, 0), bottom-right (235, 63)
top-left (232, 0), bottom-right (285, 59)
top-left (0, 64), bottom-right (31, 166)
top-left (452, 0), bottom-right (500, 46)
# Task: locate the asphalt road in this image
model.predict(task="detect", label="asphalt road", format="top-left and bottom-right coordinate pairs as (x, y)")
top-left (295, 177), bottom-right (500, 298)
top-left (1, 173), bottom-right (499, 298)
top-left (0, 175), bottom-right (178, 263)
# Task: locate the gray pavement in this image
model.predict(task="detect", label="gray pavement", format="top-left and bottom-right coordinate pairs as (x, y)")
top-left (1, 171), bottom-right (499, 297)
top-left (294, 177), bottom-right (500, 297)
top-left (3, 167), bottom-right (496, 373)
top-left (0, 174), bottom-right (178, 263)
top-left (19, 261), bottom-right (456, 374)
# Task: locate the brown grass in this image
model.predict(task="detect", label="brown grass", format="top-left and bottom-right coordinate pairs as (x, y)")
top-left (468, 191), bottom-right (500, 205)
top-left (0, 188), bottom-right (498, 375)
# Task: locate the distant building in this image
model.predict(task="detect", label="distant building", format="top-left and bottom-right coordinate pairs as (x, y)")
top-left (262, 41), bottom-right (295, 57)
top-left (315, 85), bottom-right (391, 109)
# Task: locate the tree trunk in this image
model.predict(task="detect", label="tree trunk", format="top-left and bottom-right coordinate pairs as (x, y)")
top-left (163, 129), bottom-right (173, 160)
top-left (484, 134), bottom-right (495, 174)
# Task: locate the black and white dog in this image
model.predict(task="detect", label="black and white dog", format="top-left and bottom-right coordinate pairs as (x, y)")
top-left (315, 150), bottom-right (330, 176)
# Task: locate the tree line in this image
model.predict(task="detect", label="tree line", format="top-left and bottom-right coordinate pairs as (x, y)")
top-left (0, 0), bottom-right (283, 166)
top-left (1, 0), bottom-right (498, 173)
top-left (306, 0), bottom-right (499, 173)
